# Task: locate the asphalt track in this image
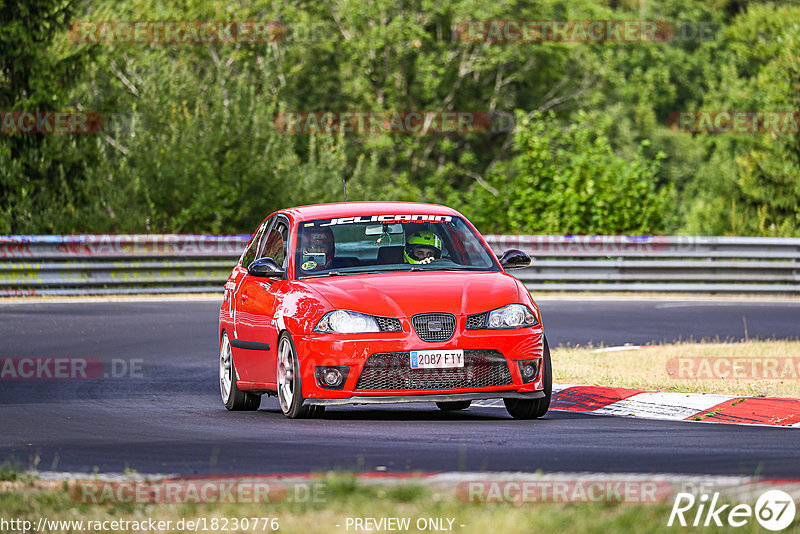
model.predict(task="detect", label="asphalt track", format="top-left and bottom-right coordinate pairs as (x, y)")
top-left (1, 297), bottom-right (799, 477)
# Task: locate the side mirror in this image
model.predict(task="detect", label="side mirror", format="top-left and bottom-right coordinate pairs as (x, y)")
top-left (499, 249), bottom-right (531, 270)
top-left (248, 257), bottom-right (285, 278)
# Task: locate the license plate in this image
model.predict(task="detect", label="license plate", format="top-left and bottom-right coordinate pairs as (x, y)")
top-left (410, 349), bottom-right (464, 369)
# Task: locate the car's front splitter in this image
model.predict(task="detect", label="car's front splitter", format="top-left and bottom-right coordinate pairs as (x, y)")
top-left (305, 390), bottom-right (546, 406)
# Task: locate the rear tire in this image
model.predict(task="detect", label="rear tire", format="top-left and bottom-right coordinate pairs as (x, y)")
top-left (504, 335), bottom-right (551, 419)
top-left (277, 332), bottom-right (319, 419)
top-left (436, 401), bottom-right (471, 411)
top-left (220, 331), bottom-right (261, 411)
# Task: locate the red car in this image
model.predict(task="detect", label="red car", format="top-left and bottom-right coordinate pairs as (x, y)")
top-left (218, 202), bottom-right (551, 419)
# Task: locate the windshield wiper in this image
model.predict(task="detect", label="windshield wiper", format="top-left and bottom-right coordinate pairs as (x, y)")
top-left (407, 266), bottom-right (485, 272)
top-left (303, 271), bottom-right (342, 278)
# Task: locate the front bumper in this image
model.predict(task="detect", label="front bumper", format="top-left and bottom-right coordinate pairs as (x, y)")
top-left (306, 390), bottom-right (545, 406)
top-left (293, 323), bottom-right (545, 402)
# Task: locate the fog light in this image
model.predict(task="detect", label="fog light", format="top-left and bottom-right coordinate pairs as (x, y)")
top-left (522, 362), bottom-right (537, 379)
top-left (517, 359), bottom-right (540, 383)
top-left (314, 366), bottom-right (349, 390)
top-left (323, 368), bottom-right (342, 387)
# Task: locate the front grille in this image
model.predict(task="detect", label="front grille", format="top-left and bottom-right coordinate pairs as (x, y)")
top-left (376, 316), bottom-right (402, 332)
top-left (466, 312), bottom-right (488, 330)
top-left (412, 313), bottom-right (456, 342)
top-left (355, 350), bottom-right (512, 391)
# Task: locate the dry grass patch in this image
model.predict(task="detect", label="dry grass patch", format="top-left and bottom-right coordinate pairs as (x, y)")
top-left (552, 340), bottom-right (800, 398)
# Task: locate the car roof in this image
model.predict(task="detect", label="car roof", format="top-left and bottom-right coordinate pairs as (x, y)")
top-left (282, 202), bottom-right (463, 222)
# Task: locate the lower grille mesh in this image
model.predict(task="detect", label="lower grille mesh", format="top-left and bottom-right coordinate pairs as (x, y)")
top-left (355, 350), bottom-right (512, 391)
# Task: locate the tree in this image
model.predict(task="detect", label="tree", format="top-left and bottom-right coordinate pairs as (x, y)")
top-left (461, 111), bottom-right (672, 234)
top-left (0, 0), bottom-right (93, 233)
top-left (681, 4), bottom-right (800, 236)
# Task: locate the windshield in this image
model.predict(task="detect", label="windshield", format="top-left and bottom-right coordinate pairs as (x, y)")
top-left (295, 215), bottom-right (500, 279)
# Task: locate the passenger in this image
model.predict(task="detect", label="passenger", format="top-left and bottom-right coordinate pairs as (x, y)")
top-left (300, 227), bottom-right (335, 270)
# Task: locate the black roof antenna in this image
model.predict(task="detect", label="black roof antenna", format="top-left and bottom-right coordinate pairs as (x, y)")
top-left (342, 178), bottom-right (348, 202)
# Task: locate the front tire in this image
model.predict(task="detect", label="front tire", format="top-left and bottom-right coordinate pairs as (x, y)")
top-left (220, 331), bottom-right (261, 411)
top-left (504, 335), bottom-right (552, 419)
top-left (276, 332), bottom-right (318, 419)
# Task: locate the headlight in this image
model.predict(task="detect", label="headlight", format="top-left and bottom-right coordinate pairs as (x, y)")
top-left (314, 310), bottom-right (380, 334)
top-left (486, 304), bottom-right (538, 329)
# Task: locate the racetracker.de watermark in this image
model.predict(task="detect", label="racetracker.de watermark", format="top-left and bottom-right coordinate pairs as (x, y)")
top-left (667, 111), bottom-right (800, 134)
top-left (274, 111), bottom-right (492, 134)
top-left (0, 234), bottom-right (248, 259)
top-left (667, 357), bottom-right (800, 380)
top-left (454, 20), bottom-right (717, 43)
top-left (68, 21), bottom-right (285, 43)
top-left (456, 479), bottom-right (675, 503)
top-left (0, 358), bottom-right (143, 380)
top-left (485, 235), bottom-right (700, 255)
top-left (71, 478), bottom-right (325, 505)
top-left (1, 111), bottom-right (104, 134)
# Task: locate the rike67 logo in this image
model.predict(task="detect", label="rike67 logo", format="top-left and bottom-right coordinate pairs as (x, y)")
top-left (668, 490), bottom-right (796, 530)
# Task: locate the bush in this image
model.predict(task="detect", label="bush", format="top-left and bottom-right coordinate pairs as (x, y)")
top-left (463, 111), bottom-right (672, 235)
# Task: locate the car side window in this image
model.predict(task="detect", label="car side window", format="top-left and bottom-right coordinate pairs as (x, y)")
top-left (259, 217), bottom-right (289, 267)
top-left (241, 217), bottom-right (272, 269)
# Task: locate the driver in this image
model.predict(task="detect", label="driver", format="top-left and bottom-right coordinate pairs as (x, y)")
top-left (300, 227), bottom-right (335, 270)
top-left (404, 231), bottom-right (443, 264)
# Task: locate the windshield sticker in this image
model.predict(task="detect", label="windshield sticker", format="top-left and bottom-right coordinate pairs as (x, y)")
top-left (301, 260), bottom-right (318, 270)
top-left (319, 215), bottom-right (453, 227)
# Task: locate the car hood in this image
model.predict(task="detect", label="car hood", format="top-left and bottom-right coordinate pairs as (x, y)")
top-left (299, 271), bottom-right (521, 318)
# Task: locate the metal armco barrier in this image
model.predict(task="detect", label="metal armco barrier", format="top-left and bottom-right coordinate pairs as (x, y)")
top-left (0, 234), bottom-right (798, 296)
top-left (0, 235), bottom-right (249, 297)
top-left (484, 235), bottom-right (800, 293)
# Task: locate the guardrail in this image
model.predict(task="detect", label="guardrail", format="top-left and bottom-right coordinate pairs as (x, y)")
top-left (485, 235), bottom-right (800, 293)
top-left (0, 235), bottom-right (249, 296)
top-left (1, 234), bottom-right (798, 296)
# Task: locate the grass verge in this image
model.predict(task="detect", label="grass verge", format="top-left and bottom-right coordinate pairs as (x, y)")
top-left (553, 340), bottom-right (800, 398)
top-left (0, 473), bottom-right (791, 534)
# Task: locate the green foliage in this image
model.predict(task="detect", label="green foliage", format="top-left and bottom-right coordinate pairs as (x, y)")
top-left (463, 112), bottom-right (672, 234)
top-left (675, 3), bottom-right (800, 236)
top-left (0, 457), bottom-right (22, 481)
top-left (717, 5), bottom-right (800, 235)
top-left (0, 0), bottom-right (95, 233)
top-left (2, 0), bottom-right (799, 235)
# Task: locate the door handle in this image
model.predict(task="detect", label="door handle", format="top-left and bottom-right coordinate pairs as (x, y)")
top-left (240, 294), bottom-right (248, 302)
